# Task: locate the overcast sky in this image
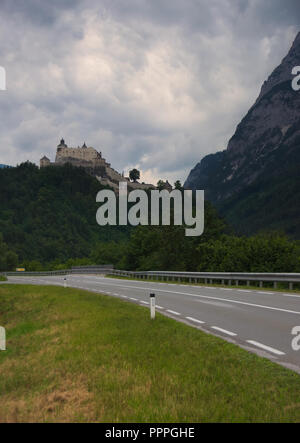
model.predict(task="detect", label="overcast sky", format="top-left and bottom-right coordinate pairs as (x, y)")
top-left (0, 0), bottom-right (299, 184)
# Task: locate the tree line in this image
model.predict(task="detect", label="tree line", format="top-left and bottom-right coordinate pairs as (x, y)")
top-left (0, 162), bottom-right (299, 273)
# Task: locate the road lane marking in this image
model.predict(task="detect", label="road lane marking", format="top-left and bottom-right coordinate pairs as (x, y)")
top-left (140, 301), bottom-right (149, 305)
top-left (211, 327), bottom-right (237, 337)
top-left (258, 292), bottom-right (274, 295)
top-left (156, 306), bottom-right (164, 310)
top-left (246, 340), bottom-right (285, 356)
top-left (167, 310), bottom-right (181, 316)
top-left (129, 298), bottom-right (138, 301)
top-left (283, 294), bottom-right (300, 298)
top-left (10, 278), bottom-right (300, 316)
top-left (99, 283), bottom-right (300, 316)
top-left (186, 317), bottom-right (205, 325)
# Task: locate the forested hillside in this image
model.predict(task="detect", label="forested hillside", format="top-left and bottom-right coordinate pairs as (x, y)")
top-left (0, 162), bottom-right (130, 263)
top-left (0, 161), bottom-right (299, 273)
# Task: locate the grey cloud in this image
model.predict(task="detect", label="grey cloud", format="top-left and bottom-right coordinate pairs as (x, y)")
top-left (0, 0), bottom-right (81, 26)
top-left (0, 0), bottom-right (299, 183)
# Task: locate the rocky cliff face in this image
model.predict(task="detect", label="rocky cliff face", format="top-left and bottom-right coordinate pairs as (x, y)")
top-left (185, 32), bottom-right (300, 237)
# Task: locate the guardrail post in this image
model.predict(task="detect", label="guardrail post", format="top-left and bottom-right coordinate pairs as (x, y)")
top-left (259, 281), bottom-right (263, 288)
top-left (247, 280), bottom-right (250, 287)
top-left (274, 282), bottom-right (277, 289)
top-left (289, 282), bottom-right (294, 291)
top-left (228, 280), bottom-right (231, 286)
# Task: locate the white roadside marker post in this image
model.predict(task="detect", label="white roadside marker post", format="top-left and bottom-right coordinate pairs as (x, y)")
top-left (150, 293), bottom-right (156, 320)
top-left (64, 277), bottom-right (67, 288)
top-left (0, 326), bottom-right (6, 351)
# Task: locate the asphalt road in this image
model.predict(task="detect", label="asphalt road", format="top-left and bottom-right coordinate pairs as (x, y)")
top-left (5, 274), bottom-right (300, 373)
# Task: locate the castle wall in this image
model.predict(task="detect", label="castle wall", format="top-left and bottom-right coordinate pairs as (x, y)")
top-left (40, 141), bottom-right (156, 191)
top-left (56, 147), bottom-right (103, 163)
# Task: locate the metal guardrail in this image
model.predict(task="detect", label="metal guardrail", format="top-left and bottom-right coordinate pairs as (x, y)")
top-left (71, 265), bottom-right (114, 271)
top-left (108, 270), bottom-right (300, 290)
top-left (1, 266), bottom-right (300, 290)
top-left (1, 266), bottom-right (114, 277)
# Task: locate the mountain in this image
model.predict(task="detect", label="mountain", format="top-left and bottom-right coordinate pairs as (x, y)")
top-left (0, 162), bottom-right (130, 263)
top-left (185, 32), bottom-right (300, 238)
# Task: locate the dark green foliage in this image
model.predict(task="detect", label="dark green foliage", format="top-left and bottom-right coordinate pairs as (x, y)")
top-left (174, 180), bottom-right (183, 190)
top-left (0, 233), bottom-right (18, 271)
top-left (197, 232), bottom-right (300, 272)
top-left (108, 228), bottom-right (300, 273)
top-left (0, 162), bottom-right (130, 263)
top-left (112, 202), bottom-right (228, 271)
top-left (218, 138), bottom-right (300, 238)
top-left (129, 169), bottom-right (140, 182)
top-left (0, 162), bottom-right (299, 273)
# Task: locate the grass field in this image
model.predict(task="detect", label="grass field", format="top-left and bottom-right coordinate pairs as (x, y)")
top-left (0, 284), bottom-right (300, 423)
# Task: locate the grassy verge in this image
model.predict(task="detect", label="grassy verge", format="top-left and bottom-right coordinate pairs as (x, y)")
top-left (0, 275), bottom-right (7, 282)
top-left (0, 284), bottom-right (300, 423)
top-left (107, 274), bottom-right (300, 294)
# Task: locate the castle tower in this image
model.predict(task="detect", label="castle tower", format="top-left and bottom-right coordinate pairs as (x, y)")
top-left (40, 156), bottom-right (51, 168)
top-left (57, 138), bottom-right (67, 151)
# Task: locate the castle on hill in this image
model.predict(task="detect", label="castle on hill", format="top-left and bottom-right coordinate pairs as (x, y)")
top-left (40, 139), bottom-right (157, 192)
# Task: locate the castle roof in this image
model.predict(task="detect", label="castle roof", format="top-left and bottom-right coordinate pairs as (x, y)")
top-left (58, 138), bottom-right (67, 148)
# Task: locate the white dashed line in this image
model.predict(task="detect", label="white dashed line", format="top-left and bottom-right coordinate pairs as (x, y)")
top-left (246, 340), bottom-right (285, 356)
top-left (156, 306), bottom-right (165, 310)
top-left (186, 317), bottom-right (205, 325)
top-left (140, 301), bottom-right (149, 305)
top-left (211, 326), bottom-right (237, 337)
top-left (283, 294), bottom-right (300, 298)
top-left (130, 298), bottom-right (138, 301)
top-left (166, 310), bottom-right (181, 316)
top-left (258, 292), bottom-right (274, 295)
